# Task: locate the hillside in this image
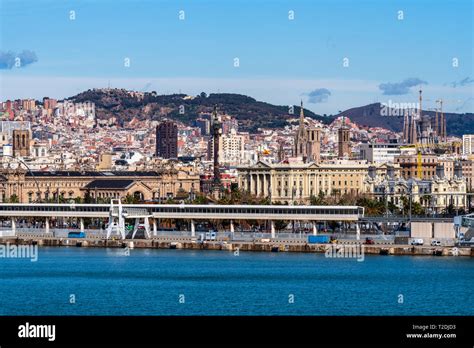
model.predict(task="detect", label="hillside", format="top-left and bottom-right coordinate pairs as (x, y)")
top-left (334, 103), bottom-right (474, 136)
top-left (70, 89), bottom-right (329, 132)
top-left (69, 89), bottom-right (473, 136)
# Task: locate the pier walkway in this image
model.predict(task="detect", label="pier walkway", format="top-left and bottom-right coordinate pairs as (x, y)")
top-left (0, 201), bottom-right (364, 240)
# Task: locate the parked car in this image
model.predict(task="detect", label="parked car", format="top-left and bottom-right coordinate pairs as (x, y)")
top-left (431, 239), bottom-right (442, 246)
top-left (410, 238), bottom-right (424, 246)
top-left (364, 237), bottom-right (375, 245)
top-left (68, 231), bottom-right (86, 238)
top-left (308, 235), bottom-right (330, 244)
top-left (204, 231), bottom-right (217, 241)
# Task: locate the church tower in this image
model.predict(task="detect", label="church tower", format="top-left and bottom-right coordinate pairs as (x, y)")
top-left (307, 127), bottom-right (321, 163)
top-left (294, 101), bottom-right (321, 163)
top-left (294, 100), bottom-right (308, 160)
top-left (12, 129), bottom-right (31, 157)
top-left (338, 116), bottom-right (350, 159)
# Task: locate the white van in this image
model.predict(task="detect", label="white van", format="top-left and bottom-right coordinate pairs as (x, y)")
top-left (204, 231), bottom-right (217, 241)
top-left (410, 238), bottom-right (424, 246)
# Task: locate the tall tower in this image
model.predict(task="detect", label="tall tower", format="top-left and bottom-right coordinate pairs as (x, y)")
top-left (439, 99), bottom-right (446, 142)
top-left (403, 109), bottom-right (410, 143)
top-left (294, 100), bottom-right (308, 160)
top-left (277, 141), bottom-right (285, 162)
top-left (338, 117), bottom-right (350, 158)
top-left (12, 129), bottom-right (31, 157)
top-left (210, 105), bottom-right (222, 198)
top-left (156, 121), bottom-right (178, 159)
top-left (410, 114), bottom-right (417, 144)
top-left (307, 127), bottom-right (321, 163)
top-left (418, 89), bottom-right (423, 120)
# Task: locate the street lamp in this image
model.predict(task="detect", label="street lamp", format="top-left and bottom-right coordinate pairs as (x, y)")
top-left (291, 187), bottom-right (296, 234)
top-left (382, 185), bottom-right (388, 218)
top-left (408, 182), bottom-right (413, 222)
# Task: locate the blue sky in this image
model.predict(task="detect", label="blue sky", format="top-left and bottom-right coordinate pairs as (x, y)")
top-left (0, 0), bottom-right (473, 114)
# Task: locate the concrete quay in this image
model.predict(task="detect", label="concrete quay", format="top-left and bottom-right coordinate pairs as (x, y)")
top-left (0, 236), bottom-right (472, 257)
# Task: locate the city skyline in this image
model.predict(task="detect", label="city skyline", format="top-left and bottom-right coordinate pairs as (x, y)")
top-left (0, 1), bottom-right (473, 342)
top-left (1, 0), bottom-right (473, 114)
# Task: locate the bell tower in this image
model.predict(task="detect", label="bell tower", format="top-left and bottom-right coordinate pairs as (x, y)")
top-left (338, 117), bottom-right (350, 159)
top-left (12, 129), bottom-right (31, 157)
top-left (294, 100), bottom-right (308, 160)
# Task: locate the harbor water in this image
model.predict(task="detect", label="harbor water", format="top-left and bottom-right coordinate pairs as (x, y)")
top-left (0, 247), bottom-right (472, 315)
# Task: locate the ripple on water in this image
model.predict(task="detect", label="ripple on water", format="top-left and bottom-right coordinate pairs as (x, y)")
top-left (0, 248), bottom-right (472, 315)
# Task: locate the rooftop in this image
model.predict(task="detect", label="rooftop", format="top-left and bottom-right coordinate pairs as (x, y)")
top-left (82, 179), bottom-right (135, 190)
top-left (26, 171), bottom-right (161, 177)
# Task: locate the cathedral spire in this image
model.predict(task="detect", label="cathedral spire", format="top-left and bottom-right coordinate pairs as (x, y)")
top-left (295, 100), bottom-right (308, 160)
top-left (299, 100), bottom-right (305, 126)
top-left (418, 88), bottom-right (423, 120)
top-left (410, 113), bottom-right (417, 144)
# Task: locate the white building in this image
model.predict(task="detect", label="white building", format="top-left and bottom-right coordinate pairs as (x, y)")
top-left (208, 129), bottom-right (246, 166)
top-left (364, 163), bottom-right (467, 213)
top-left (0, 121), bottom-right (31, 137)
top-left (359, 142), bottom-right (401, 164)
top-left (462, 135), bottom-right (474, 155)
top-left (221, 129), bottom-right (245, 165)
top-left (31, 141), bottom-right (49, 158)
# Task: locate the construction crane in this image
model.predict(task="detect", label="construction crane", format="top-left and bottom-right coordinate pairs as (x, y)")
top-left (400, 92), bottom-right (464, 180)
top-left (400, 143), bottom-right (429, 179)
top-left (423, 97), bottom-right (463, 142)
top-left (398, 143), bottom-right (422, 178)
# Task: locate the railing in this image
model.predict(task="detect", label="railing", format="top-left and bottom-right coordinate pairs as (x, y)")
top-left (460, 213), bottom-right (474, 227)
top-left (0, 203), bottom-right (365, 221)
top-left (0, 203), bottom-right (363, 215)
top-left (13, 228), bottom-right (106, 238)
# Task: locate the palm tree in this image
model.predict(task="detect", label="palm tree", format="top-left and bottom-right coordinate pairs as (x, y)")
top-left (6, 194), bottom-right (19, 203)
top-left (123, 194), bottom-right (138, 204)
top-left (356, 196), bottom-right (385, 216)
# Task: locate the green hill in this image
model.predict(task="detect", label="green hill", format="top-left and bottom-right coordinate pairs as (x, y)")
top-left (70, 89), bottom-right (473, 136)
top-left (71, 89), bottom-right (330, 132)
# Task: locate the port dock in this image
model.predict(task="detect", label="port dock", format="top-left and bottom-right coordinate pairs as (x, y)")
top-left (0, 234), bottom-right (471, 257)
top-left (0, 202), bottom-right (471, 257)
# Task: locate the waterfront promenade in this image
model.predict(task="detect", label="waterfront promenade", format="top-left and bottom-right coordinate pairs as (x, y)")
top-left (0, 202), bottom-right (471, 256)
top-left (1, 230), bottom-right (471, 257)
